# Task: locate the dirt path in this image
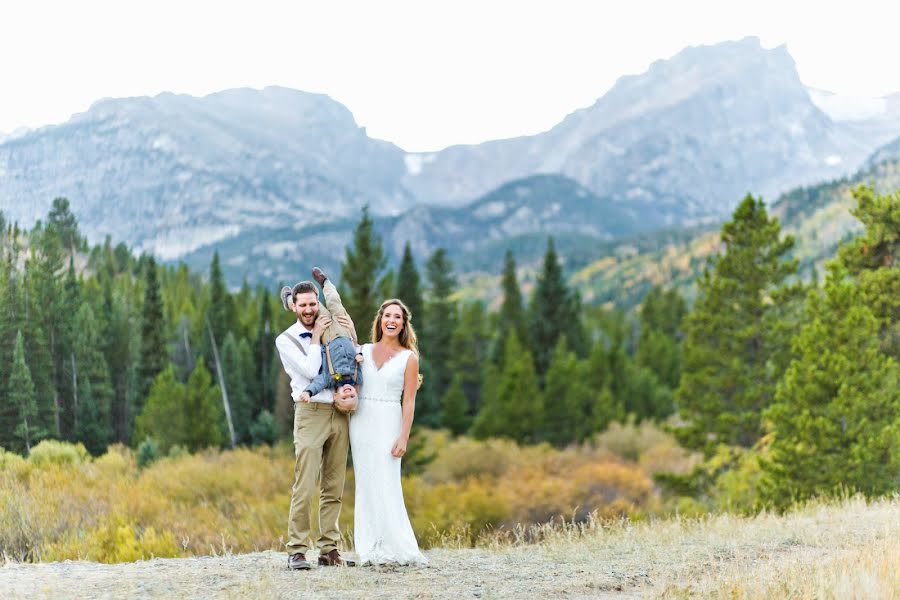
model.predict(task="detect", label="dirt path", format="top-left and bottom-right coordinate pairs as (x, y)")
top-left (3, 499), bottom-right (897, 599)
top-left (1, 548), bottom-right (638, 600)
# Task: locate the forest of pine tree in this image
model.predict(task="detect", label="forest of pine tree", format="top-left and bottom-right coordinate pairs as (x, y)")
top-left (0, 187), bottom-right (897, 508)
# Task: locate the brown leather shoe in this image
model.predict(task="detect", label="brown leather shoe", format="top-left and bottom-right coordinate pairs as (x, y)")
top-left (318, 549), bottom-right (356, 567)
top-left (288, 552), bottom-right (311, 570)
top-left (311, 267), bottom-right (328, 286)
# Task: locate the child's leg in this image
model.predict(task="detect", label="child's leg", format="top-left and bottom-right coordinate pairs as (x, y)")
top-left (322, 280), bottom-right (349, 321)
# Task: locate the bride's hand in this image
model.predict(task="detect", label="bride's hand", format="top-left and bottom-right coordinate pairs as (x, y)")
top-left (391, 436), bottom-right (408, 458)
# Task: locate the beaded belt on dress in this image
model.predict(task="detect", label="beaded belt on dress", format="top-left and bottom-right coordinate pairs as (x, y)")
top-left (360, 395), bottom-right (400, 404)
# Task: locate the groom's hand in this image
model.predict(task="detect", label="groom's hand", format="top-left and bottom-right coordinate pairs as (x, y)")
top-left (311, 315), bottom-right (332, 344)
top-left (335, 314), bottom-right (357, 344)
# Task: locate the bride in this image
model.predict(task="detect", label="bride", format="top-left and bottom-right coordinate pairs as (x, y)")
top-left (348, 298), bottom-right (428, 566)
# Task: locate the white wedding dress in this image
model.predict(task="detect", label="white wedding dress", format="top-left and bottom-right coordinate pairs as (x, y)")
top-left (350, 344), bottom-right (428, 566)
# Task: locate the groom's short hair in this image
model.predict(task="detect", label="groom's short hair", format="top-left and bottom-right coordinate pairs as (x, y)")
top-left (292, 281), bottom-right (317, 301)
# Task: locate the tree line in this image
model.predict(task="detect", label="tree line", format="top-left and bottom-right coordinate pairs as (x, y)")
top-left (1, 187), bottom-right (898, 508)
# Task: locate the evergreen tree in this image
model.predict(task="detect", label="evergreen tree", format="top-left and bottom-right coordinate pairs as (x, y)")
top-left (440, 375), bottom-right (469, 435)
top-left (395, 242), bottom-right (424, 325)
top-left (762, 269), bottom-right (899, 507)
top-left (253, 290), bottom-right (276, 413)
top-left (528, 238), bottom-right (586, 377)
top-left (675, 195), bottom-right (803, 455)
top-left (74, 378), bottom-right (109, 455)
top-left (206, 251), bottom-right (234, 358)
top-left (541, 338), bottom-right (591, 446)
top-left (71, 304), bottom-right (114, 450)
top-left (339, 206), bottom-right (387, 327)
top-left (447, 302), bottom-right (489, 419)
top-left (584, 342), bottom-right (624, 433)
top-left (761, 187), bottom-right (900, 506)
top-left (636, 286), bottom-right (687, 390)
top-left (137, 257), bottom-right (167, 414)
top-left (25, 224), bottom-right (64, 436)
top-left (8, 331), bottom-right (44, 453)
top-left (835, 186), bottom-right (900, 361)
top-left (134, 367), bottom-right (184, 454)
top-left (420, 248), bottom-right (457, 427)
top-left (182, 363), bottom-right (225, 452)
top-left (493, 250), bottom-right (527, 363)
top-left (471, 333), bottom-right (542, 442)
top-left (222, 333), bottom-right (255, 443)
top-left (47, 197), bottom-right (81, 253)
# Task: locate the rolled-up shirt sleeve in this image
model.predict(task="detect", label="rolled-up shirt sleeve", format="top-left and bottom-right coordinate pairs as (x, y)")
top-left (275, 336), bottom-right (323, 400)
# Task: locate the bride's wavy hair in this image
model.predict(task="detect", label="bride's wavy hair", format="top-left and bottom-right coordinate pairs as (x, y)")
top-left (370, 298), bottom-right (419, 355)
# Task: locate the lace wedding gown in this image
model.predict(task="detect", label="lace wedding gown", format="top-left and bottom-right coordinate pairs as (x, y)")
top-left (349, 344), bottom-right (428, 566)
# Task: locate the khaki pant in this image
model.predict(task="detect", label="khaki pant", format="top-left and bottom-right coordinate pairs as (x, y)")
top-left (286, 401), bottom-right (349, 555)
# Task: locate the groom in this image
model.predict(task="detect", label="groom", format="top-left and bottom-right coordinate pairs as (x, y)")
top-left (275, 281), bottom-right (358, 570)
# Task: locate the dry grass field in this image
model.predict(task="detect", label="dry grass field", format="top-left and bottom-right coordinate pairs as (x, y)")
top-left (2, 496), bottom-right (897, 599)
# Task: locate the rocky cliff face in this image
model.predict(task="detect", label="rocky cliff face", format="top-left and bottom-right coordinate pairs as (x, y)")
top-left (2, 38), bottom-right (899, 285)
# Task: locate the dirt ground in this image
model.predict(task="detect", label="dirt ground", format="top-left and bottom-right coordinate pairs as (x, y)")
top-left (2, 498), bottom-right (897, 599)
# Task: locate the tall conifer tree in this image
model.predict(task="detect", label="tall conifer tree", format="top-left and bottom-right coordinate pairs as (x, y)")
top-left (493, 250), bottom-right (527, 363)
top-left (395, 242), bottom-right (424, 325)
top-left (137, 257), bottom-right (167, 415)
top-left (8, 331), bottom-right (44, 453)
top-left (675, 195), bottom-right (802, 455)
top-left (339, 206), bottom-right (387, 327)
top-left (420, 248), bottom-right (456, 427)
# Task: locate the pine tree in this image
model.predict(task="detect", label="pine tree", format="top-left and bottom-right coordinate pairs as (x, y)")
top-left (339, 206), bottom-right (387, 327)
top-left (222, 333), bottom-right (255, 443)
top-left (471, 333), bottom-right (542, 442)
top-left (182, 363), bottom-right (225, 452)
top-left (134, 367), bottom-right (184, 454)
top-left (137, 257), bottom-right (167, 414)
top-left (636, 286), bottom-right (687, 390)
top-left (8, 331), bottom-right (44, 453)
top-left (541, 338), bottom-right (591, 446)
top-left (253, 290), bottom-right (276, 413)
top-left (835, 186), bottom-right (900, 361)
top-left (71, 304), bottom-right (114, 451)
top-left (47, 197), bottom-right (81, 253)
top-left (528, 238), bottom-right (586, 377)
top-left (420, 248), bottom-right (457, 427)
top-left (206, 251), bottom-right (234, 358)
top-left (493, 250), bottom-right (527, 363)
top-left (395, 242), bottom-right (424, 326)
top-left (761, 187), bottom-right (900, 506)
top-left (675, 195), bottom-right (803, 455)
top-left (440, 375), bottom-right (469, 435)
top-left (74, 378), bottom-right (109, 456)
top-left (762, 269), bottom-right (899, 507)
top-left (584, 342), bottom-right (624, 433)
top-left (447, 302), bottom-right (489, 419)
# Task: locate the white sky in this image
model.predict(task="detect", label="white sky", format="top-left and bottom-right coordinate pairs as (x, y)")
top-left (1, 0), bottom-right (898, 152)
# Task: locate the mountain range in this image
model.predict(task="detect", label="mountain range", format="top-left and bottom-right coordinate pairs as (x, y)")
top-left (1, 36), bottom-right (899, 291)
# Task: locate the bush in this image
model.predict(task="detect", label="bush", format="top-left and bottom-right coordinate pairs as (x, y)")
top-left (137, 438), bottom-right (160, 468)
top-left (0, 447), bottom-right (26, 470)
top-left (28, 440), bottom-right (90, 466)
top-left (249, 410), bottom-right (277, 446)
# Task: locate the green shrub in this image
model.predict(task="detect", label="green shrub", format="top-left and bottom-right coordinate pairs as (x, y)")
top-left (28, 440), bottom-right (90, 467)
top-left (137, 438), bottom-right (160, 469)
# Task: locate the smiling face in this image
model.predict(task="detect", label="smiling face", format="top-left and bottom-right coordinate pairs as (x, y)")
top-left (293, 291), bottom-right (319, 328)
top-left (380, 303), bottom-right (405, 340)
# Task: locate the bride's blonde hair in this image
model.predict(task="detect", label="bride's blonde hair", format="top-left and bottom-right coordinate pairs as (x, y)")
top-left (371, 299), bottom-right (423, 389)
top-left (370, 299), bottom-right (419, 355)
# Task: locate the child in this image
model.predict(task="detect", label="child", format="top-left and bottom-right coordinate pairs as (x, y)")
top-left (281, 267), bottom-right (363, 405)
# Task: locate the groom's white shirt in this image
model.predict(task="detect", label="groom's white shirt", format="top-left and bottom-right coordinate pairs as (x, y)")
top-left (275, 321), bottom-right (332, 404)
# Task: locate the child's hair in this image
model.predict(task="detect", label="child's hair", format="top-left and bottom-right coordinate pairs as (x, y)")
top-left (292, 281), bottom-right (317, 301)
top-left (370, 299), bottom-right (419, 354)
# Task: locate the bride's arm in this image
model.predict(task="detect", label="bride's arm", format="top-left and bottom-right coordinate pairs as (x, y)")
top-left (391, 353), bottom-right (420, 458)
